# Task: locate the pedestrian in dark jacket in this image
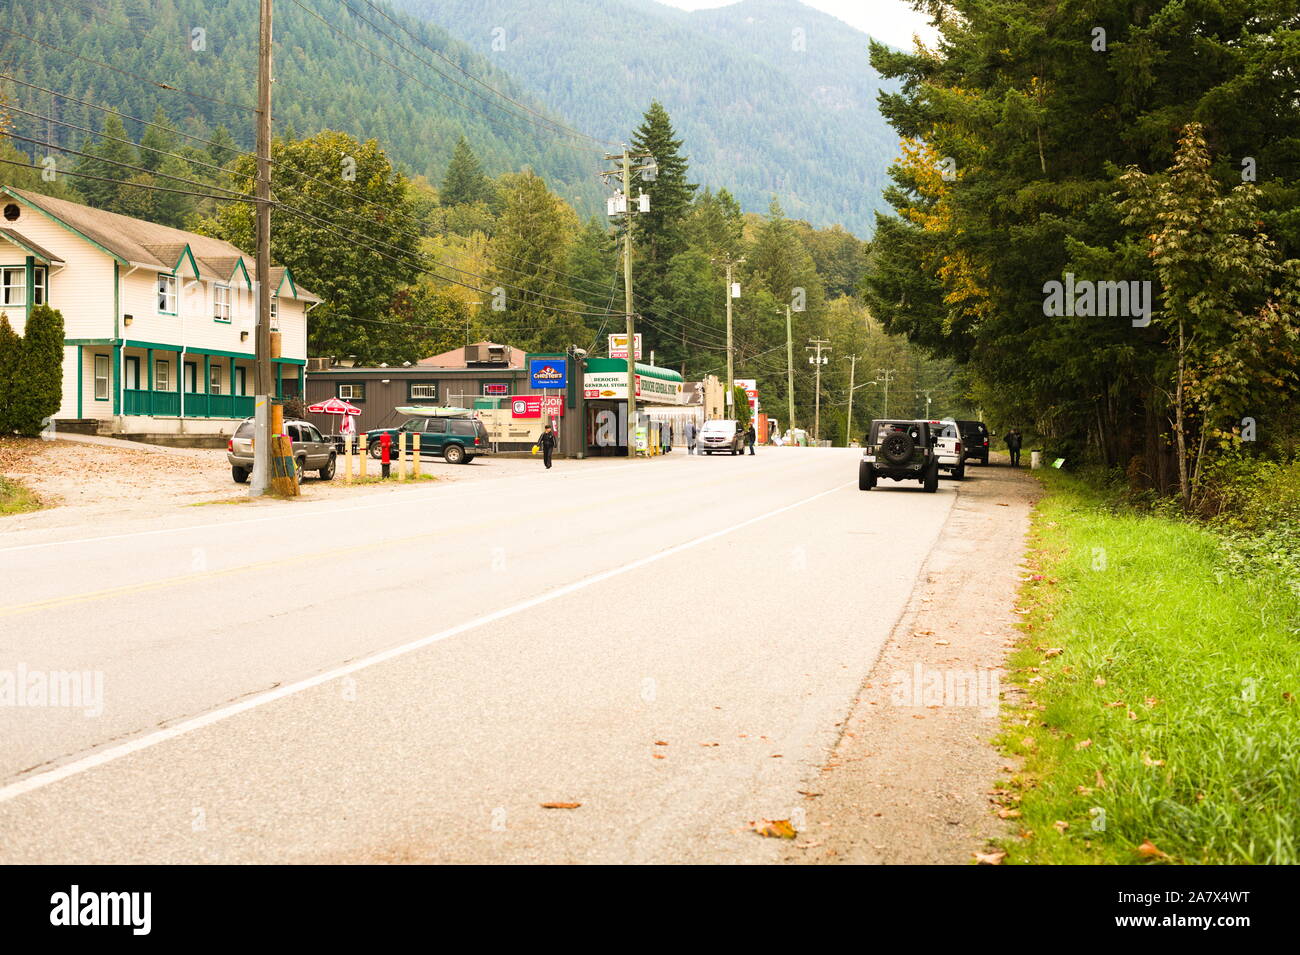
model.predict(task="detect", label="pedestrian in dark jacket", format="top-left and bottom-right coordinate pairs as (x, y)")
top-left (745, 422), bottom-right (756, 455)
top-left (1005, 428), bottom-right (1023, 467)
top-left (685, 419), bottom-right (697, 454)
top-left (540, 423), bottom-right (556, 469)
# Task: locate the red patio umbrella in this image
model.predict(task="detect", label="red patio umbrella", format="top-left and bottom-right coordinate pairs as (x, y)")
top-left (307, 397), bottom-right (362, 416)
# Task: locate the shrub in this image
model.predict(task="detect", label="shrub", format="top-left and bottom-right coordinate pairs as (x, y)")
top-left (10, 304), bottom-right (64, 436)
top-left (0, 313), bottom-right (17, 433)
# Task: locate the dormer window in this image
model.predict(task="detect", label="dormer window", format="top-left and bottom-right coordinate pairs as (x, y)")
top-left (157, 273), bottom-right (177, 314)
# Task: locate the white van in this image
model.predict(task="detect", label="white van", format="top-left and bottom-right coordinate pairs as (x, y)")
top-left (698, 419), bottom-right (744, 455)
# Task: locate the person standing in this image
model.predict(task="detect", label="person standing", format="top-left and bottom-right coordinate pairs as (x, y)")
top-left (1005, 428), bottom-right (1023, 467)
top-left (745, 421), bottom-right (756, 456)
top-left (339, 410), bottom-right (356, 453)
top-left (685, 418), bottom-right (698, 455)
top-left (540, 422), bottom-right (556, 469)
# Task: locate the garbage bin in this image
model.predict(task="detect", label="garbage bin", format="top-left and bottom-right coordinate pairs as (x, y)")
top-left (1030, 450), bottom-right (1042, 469)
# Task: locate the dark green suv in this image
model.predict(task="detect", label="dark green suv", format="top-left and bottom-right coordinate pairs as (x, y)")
top-left (364, 415), bottom-right (490, 465)
top-left (859, 419), bottom-right (939, 493)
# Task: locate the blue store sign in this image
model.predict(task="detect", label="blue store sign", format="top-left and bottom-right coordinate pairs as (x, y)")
top-left (529, 357), bottom-right (568, 389)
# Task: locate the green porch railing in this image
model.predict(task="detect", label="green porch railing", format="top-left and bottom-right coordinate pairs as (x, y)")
top-left (123, 389), bottom-right (253, 418)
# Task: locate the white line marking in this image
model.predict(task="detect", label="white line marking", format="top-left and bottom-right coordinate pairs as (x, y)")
top-left (0, 477), bottom-right (852, 804)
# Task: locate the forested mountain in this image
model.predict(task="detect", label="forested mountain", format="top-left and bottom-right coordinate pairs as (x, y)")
top-left (392, 0), bottom-right (897, 235)
top-left (0, 0), bottom-right (605, 210)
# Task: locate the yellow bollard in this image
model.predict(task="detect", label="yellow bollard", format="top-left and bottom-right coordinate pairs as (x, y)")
top-left (359, 434), bottom-right (368, 479)
top-left (343, 433), bottom-right (352, 483)
top-left (413, 433), bottom-right (421, 479)
top-left (398, 431), bottom-right (407, 482)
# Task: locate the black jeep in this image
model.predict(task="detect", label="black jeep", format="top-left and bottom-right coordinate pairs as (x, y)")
top-left (859, 419), bottom-right (940, 493)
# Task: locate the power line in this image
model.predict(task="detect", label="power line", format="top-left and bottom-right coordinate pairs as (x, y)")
top-left (0, 26), bottom-right (256, 113)
top-left (0, 156), bottom-right (255, 202)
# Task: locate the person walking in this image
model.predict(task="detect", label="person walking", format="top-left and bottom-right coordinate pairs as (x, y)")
top-left (685, 418), bottom-right (698, 455)
top-left (745, 421), bottom-right (756, 456)
top-left (540, 423), bottom-right (556, 469)
top-left (1005, 427), bottom-right (1023, 467)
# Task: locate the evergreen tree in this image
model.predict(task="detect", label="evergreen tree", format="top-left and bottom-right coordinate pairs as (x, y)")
top-left (207, 125), bottom-right (239, 167)
top-left (0, 313), bottom-right (18, 434)
top-left (11, 304), bottom-right (65, 436)
top-left (440, 136), bottom-right (492, 206)
top-left (137, 105), bottom-right (177, 173)
top-left (73, 113), bottom-right (138, 212)
top-left (629, 101), bottom-right (696, 263)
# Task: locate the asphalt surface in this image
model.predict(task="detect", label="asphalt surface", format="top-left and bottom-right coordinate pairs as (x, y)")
top-left (0, 447), bottom-right (967, 863)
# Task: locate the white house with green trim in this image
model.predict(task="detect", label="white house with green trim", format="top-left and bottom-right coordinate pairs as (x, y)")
top-left (0, 186), bottom-right (320, 435)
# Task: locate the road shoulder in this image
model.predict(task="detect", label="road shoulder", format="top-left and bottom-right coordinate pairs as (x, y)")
top-left (782, 463), bottom-right (1037, 864)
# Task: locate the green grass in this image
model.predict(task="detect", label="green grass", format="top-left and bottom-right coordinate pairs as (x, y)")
top-left (996, 470), bottom-right (1300, 864)
top-left (0, 475), bottom-right (40, 515)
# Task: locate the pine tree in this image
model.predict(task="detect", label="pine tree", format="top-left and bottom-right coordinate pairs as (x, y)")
top-left (629, 101), bottom-right (696, 263)
top-left (138, 105), bottom-right (177, 173)
top-left (73, 113), bottom-right (138, 212)
top-left (440, 136), bottom-right (492, 206)
top-left (0, 313), bottom-right (18, 434)
top-left (11, 304), bottom-right (65, 436)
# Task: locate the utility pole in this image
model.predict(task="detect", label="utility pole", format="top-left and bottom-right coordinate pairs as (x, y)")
top-left (785, 305), bottom-right (795, 437)
top-left (250, 0), bottom-right (274, 497)
top-left (845, 354), bottom-right (858, 447)
top-left (876, 368), bottom-right (896, 420)
top-left (601, 146), bottom-right (654, 456)
top-left (806, 338), bottom-right (830, 442)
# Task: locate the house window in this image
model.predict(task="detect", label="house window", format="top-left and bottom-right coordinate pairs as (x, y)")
top-left (2, 268), bottom-right (25, 307)
top-left (156, 360), bottom-right (171, 392)
top-left (32, 267), bottom-right (46, 306)
top-left (93, 355), bottom-right (109, 400)
top-left (409, 382), bottom-right (438, 401)
top-left (210, 364), bottom-right (223, 394)
top-left (338, 382), bottom-right (365, 401)
top-left (213, 284), bottom-right (232, 322)
top-left (157, 273), bottom-right (177, 313)
top-left (270, 294), bottom-right (279, 331)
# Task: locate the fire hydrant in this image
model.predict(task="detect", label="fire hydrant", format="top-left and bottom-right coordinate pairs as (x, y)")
top-left (380, 431), bottom-right (392, 479)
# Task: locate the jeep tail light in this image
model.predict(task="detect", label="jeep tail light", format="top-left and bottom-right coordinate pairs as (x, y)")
top-left (227, 438), bottom-right (233, 452)
top-left (956, 441), bottom-right (962, 453)
top-left (983, 437), bottom-right (989, 446)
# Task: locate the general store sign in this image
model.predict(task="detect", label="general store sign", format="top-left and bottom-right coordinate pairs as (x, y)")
top-left (583, 372), bottom-right (681, 404)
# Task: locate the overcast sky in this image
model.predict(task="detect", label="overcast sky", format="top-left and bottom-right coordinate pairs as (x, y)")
top-left (656, 0), bottom-right (939, 50)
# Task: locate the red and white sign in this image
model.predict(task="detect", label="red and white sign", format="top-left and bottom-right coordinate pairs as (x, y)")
top-left (608, 333), bottom-right (643, 361)
top-left (483, 382), bottom-right (509, 396)
top-left (540, 395), bottom-right (565, 418)
top-left (510, 395), bottom-right (542, 418)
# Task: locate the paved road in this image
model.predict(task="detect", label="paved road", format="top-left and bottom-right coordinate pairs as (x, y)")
top-left (0, 447), bottom-right (967, 863)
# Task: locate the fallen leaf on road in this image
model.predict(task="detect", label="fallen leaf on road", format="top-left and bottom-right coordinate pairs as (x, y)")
top-left (754, 819), bottom-right (797, 839)
top-left (654, 740), bottom-right (669, 746)
top-left (653, 754), bottom-right (666, 759)
top-left (797, 791), bottom-right (822, 798)
top-left (973, 850), bottom-right (1006, 865)
top-left (540, 802), bottom-right (581, 809)
top-left (997, 808), bottom-right (1021, 819)
top-left (793, 841), bottom-right (823, 850)
top-left (700, 742), bottom-right (719, 747)
top-left (913, 629), bottom-right (935, 636)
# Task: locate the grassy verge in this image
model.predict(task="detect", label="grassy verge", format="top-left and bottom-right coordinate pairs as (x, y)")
top-left (995, 470), bottom-right (1300, 864)
top-left (0, 475), bottom-right (41, 515)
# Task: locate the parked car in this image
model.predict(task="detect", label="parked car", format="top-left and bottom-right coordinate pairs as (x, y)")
top-left (698, 419), bottom-right (744, 455)
top-left (955, 419), bottom-right (991, 465)
top-left (934, 419), bottom-right (966, 480)
top-left (363, 415), bottom-right (490, 465)
top-left (859, 419), bottom-right (939, 492)
top-left (228, 417), bottom-right (336, 484)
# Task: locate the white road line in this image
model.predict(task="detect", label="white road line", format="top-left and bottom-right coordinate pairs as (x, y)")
top-left (0, 477), bottom-right (852, 805)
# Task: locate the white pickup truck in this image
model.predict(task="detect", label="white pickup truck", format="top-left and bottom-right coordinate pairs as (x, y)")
top-left (930, 419), bottom-right (966, 480)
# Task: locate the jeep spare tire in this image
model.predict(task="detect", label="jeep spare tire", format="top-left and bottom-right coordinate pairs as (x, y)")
top-left (880, 431), bottom-right (914, 465)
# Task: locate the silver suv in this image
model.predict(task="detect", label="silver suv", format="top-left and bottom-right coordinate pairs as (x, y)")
top-left (698, 419), bottom-right (744, 455)
top-left (228, 417), bottom-right (336, 483)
